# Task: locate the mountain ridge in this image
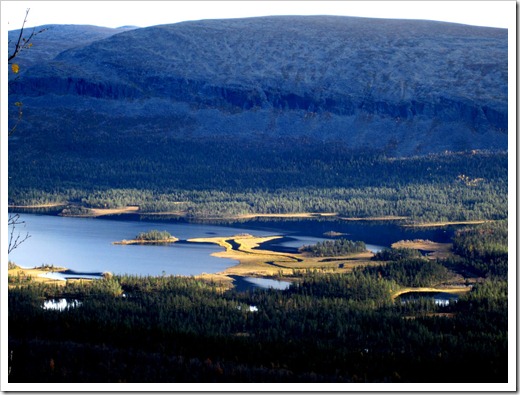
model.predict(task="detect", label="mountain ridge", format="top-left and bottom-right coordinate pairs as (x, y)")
top-left (8, 24), bottom-right (137, 72)
top-left (9, 16), bottom-right (508, 156)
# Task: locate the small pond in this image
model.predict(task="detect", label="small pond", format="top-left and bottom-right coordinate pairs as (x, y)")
top-left (42, 298), bottom-right (82, 311)
top-left (38, 270), bottom-right (103, 281)
top-left (230, 275), bottom-right (292, 292)
top-left (397, 291), bottom-right (459, 306)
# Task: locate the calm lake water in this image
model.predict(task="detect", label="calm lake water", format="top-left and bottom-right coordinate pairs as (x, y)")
top-left (9, 213), bottom-right (454, 277)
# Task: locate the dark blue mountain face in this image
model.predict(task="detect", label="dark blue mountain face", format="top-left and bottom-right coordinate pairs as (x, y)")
top-left (9, 16), bottom-right (507, 156)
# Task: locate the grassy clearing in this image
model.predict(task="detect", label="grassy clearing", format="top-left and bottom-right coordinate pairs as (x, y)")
top-left (233, 212), bottom-right (339, 219)
top-left (189, 234), bottom-right (376, 283)
top-left (392, 286), bottom-right (471, 300)
top-left (74, 206), bottom-right (140, 217)
top-left (9, 265), bottom-right (69, 287)
top-left (391, 239), bottom-right (454, 260)
top-left (341, 215), bottom-right (408, 221)
top-left (403, 220), bottom-right (489, 228)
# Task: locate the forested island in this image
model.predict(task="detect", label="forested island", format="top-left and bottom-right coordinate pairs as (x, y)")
top-left (113, 230), bottom-right (178, 245)
top-left (299, 238), bottom-right (367, 256)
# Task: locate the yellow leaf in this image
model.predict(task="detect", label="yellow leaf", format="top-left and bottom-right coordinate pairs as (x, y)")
top-left (11, 64), bottom-right (20, 74)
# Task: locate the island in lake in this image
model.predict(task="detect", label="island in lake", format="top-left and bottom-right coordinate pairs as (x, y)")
top-left (113, 230), bottom-right (178, 245)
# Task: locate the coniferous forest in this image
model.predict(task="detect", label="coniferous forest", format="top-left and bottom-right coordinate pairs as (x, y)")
top-left (6, 12), bottom-right (511, 388)
top-left (7, 143), bottom-right (509, 384)
top-left (9, 140), bottom-right (507, 224)
top-left (8, 221), bottom-right (508, 383)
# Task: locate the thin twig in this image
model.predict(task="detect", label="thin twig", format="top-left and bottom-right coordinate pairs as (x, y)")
top-left (8, 213), bottom-right (31, 254)
top-left (8, 9), bottom-right (48, 62)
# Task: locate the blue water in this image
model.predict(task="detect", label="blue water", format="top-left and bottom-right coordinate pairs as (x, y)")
top-left (8, 213), bottom-right (454, 276)
top-left (9, 214), bottom-right (272, 276)
top-left (397, 292), bottom-right (460, 306)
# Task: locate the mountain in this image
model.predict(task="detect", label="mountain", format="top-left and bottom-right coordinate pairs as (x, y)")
top-left (8, 24), bottom-right (137, 72)
top-left (9, 16), bottom-right (507, 158)
top-left (9, 16), bottom-right (508, 197)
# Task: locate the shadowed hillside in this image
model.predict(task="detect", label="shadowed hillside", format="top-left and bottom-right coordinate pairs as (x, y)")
top-left (8, 24), bottom-right (136, 72)
top-left (9, 16), bottom-right (507, 156)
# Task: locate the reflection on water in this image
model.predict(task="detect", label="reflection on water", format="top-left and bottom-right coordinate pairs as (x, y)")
top-left (38, 271), bottom-right (103, 281)
top-left (8, 214), bottom-right (253, 276)
top-left (236, 304), bottom-right (259, 312)
top-left (243, 277), bottom-right (291, 290)
top-left (9, 213), bottom-right (456, 277)
top-left (398, 292), bottom-right (459, 306)
top-left (42, 298), bottom-right (82, 311)
top-left (366, 244), bottom-right (383, 253)
top-left (230, 275), bottom-right (292, 291)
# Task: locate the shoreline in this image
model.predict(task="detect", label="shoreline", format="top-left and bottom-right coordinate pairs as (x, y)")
top-left (9, 205), bottom-right (427, 224)
top-left (113, 237), bottom-right (179, 245)
top-left (9, 233), bottom-right (472, 293)
top-left (340, 215), bottom-right (408, 221)
top-left (69, 206), bottom-right (141, 217)
top-left (391, 239), bottom-right (454, 260)
top-left (391, 286), bottom-right (471, 300)
top-left (10, 205), bottom-right (494, 228)
top-left (8, 233), bottom-right (376, 288)
top-left (189, 234), bottom-right (375, 280)
top-left (8, 265), bottom-right (82, 286)
top-left (8, 203), bottom-right (66, 209)
top-left (402, 220), bottom-right (489, 228)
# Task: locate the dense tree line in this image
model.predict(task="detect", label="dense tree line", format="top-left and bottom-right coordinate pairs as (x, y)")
top-left (9, 139), bottom-right (507, 223)
top-left (8, 267), bottom-right (507, 383)
top-left (8, 133), bottom-right (509, 382)
top-left (372, 247), bottom-right (423, 261)
top-left (367, 247), bottom-right (453, 287)
top-left (299, 238), bottom-right (366, 257)
top-left (8, 223), bottom-right (508, 383)
top-left (452, 221), bottom-right (507, 262)
top-left (362, 259), bottom-right (452, 288)
top-left (8, 182), bottom-right (507, 224)
top-left (287, 271), bottom-right (397, 306)
top-left (447, 221), bottom-right (508, 279)
top-left (136, 230), bottom-right (173, 241)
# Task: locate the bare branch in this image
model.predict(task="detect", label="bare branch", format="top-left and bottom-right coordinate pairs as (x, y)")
top-left (8, 102), bottom-right (23, 136)
top-left (8, 213), bottom-right (30, 254)
top-left (8, 9), bottom-right (30, 62)
top-left (7, 10), bottom-right (39, 253)
top-left (8, 9), bottom-right (47, 63)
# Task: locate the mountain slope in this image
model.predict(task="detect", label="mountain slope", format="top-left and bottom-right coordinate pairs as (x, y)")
top-left (8, 24), bottom-right (136, 73)
top-left (9, 16), bottom-right (507, 156)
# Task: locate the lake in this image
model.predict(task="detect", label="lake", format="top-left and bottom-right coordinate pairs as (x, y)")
top-left (8, 213), bottom-right (455, 277)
